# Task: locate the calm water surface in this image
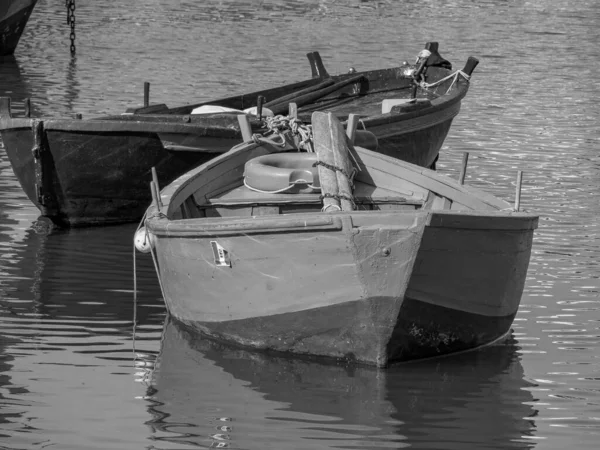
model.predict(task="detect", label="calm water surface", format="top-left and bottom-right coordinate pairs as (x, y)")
top-left (1, 0), bottom-right (599, 448)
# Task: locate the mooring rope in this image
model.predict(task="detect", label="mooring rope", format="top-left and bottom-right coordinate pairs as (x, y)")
top-left (132, 211), bottom-right (147, 362)
top-left (251, 133), bottom-right (287, 148)
top-left (419, 70), bottom-right (471, 94)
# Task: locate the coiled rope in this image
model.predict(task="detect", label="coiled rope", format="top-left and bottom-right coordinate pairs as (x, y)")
top-left (257, 115), bottom-right (315, 152)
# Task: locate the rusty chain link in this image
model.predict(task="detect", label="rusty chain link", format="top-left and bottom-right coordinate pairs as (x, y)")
top-left (66, 0), bottom-right (76, 54)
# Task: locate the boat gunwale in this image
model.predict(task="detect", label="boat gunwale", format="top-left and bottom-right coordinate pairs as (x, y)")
top-left (144, 142), bottom-right (538, 235)
top-left (161, 64), bottom-right (466, 115)
top-left (146, 208), bottom-right (538, 237)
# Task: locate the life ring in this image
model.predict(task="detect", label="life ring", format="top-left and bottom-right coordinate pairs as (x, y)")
top-left (243, 152), bottom-right (321, 194)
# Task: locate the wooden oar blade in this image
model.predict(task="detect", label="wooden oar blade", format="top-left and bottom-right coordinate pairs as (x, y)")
top-left (312, 112), bottom-right (356, 211)
top-left (312, 111), bottom-right (340, 212)
top-left (270, 75), bottom-right (365, 116)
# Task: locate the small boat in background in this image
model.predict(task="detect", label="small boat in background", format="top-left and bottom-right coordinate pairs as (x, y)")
top-left (0, 42), bottom-right (477, 227)
top-left (138, 112), bottom-right (538, 367)
top-left (0, 0), bottom-right (38, 56)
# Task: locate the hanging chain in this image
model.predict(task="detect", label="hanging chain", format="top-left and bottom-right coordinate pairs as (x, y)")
top-left (66, 0), bottom-right (76, 54)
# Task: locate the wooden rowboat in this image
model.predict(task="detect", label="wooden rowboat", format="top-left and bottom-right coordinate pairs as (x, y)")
top-left (139, 112), bottom-right (538, 367)
top-left (0, 42), bottom-right (477, 227)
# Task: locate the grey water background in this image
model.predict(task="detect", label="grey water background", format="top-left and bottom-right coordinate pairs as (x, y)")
top-left (0, 0), bottom-right (599, 448)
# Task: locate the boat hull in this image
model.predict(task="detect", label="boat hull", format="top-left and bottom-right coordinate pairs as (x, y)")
top-left (0, 48), bottom-right (472, 227)
top-left (0, 0), bottom-right (37, 56)
top-left (0, 100), bottom-right (458, 226)
top-left (147, 211), bottom-right (536, 366)
top-left (395, 215), bottom-right (535, 360)
top-left (0, 121), bottom-right (222, 226)
top-left (158, 101), bottom-right (460, 168)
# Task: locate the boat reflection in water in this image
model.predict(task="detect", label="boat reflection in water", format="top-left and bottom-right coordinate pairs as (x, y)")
top-left (147, 318), bottom-right (539, 449)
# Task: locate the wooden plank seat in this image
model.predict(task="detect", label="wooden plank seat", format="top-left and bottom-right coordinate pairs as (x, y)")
top-left (179, 181), bottom-right (429, 219)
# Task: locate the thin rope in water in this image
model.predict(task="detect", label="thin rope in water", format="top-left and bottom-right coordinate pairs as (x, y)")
top-left (132, 211), bottom-right (147, 363)
top-left (146, 219), bottom-right (168, 305)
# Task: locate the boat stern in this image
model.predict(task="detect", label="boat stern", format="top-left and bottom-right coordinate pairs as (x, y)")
top-left (393, 211), bottom-right (539, 361)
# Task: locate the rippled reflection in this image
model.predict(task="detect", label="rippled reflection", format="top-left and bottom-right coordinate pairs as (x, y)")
top-left (147, 319), bottom-right (537, 449)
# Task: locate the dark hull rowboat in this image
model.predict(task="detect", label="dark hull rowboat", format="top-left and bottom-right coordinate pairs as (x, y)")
top-left (0, 42), bottom-right (478, 227)
top-left (139, 112), bottom-right (538, 367)
top-left (0, 0), bottom-right (37, 56)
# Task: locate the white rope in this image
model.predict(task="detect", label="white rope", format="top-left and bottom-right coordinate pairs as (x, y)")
top-left (419, 70), bottom-right (471, 94)
top-left (252, 133), bottom-right (287, 147)
top-left (243, 177), bottom-right (320, 194)
top-left (262, 115), bottom-right (315, 152)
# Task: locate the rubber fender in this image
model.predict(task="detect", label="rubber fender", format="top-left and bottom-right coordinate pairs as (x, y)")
top-left (134, 227), bottom-right (154, 253)
top-left (244, 152), bottom-right (321, 194)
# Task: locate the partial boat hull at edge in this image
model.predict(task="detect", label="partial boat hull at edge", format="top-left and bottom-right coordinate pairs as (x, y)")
top-left (0, 0), bottom-right (38, 56)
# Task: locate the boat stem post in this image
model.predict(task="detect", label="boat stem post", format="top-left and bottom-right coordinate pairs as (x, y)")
top-left (150, 181), bottom-right (160, 211)
top-left (0, 97), bottom-right (12, 118)
top-left (257, 95), bottom-right (265, 120)
top-left (144, 82), bottom-right (150, 107)
top-left (237, 114), bottom-right (253, 142)
top-left (462, 57), bottom-right (480, 77)
top-left (411, 44), bottom-right (431, 99)
top-left (289, 103), bottom-right (300, 147)
top-left (346, 114), bottom-right (359, 144)
top-left (306, 51), bottom-right (330, 78)
top-left (288, 102), bottom-right (298, 119)
top-left (31, 120), bottom-right (57, 214)
top-left (151, 167), bottom-right (162, 208)
top-left (515, 170), bottom-right (523, 211)
top-left (459, 152), bottom-right (469, 184)
top-left (24, 98), bottom-right (31, 118)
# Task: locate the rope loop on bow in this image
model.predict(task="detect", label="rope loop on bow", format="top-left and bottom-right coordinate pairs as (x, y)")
top-left (419, 70), bottom-right (471, 94)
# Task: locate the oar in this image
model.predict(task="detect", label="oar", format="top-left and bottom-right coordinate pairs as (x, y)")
top-left (312, 111), bottom-right (356, 212)
top-left (263, 78), bottom-right (335, 109)
top-left (268, 74), bottom-right (366, 116)
top-left (312, 111), bottom-right (340, 212)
